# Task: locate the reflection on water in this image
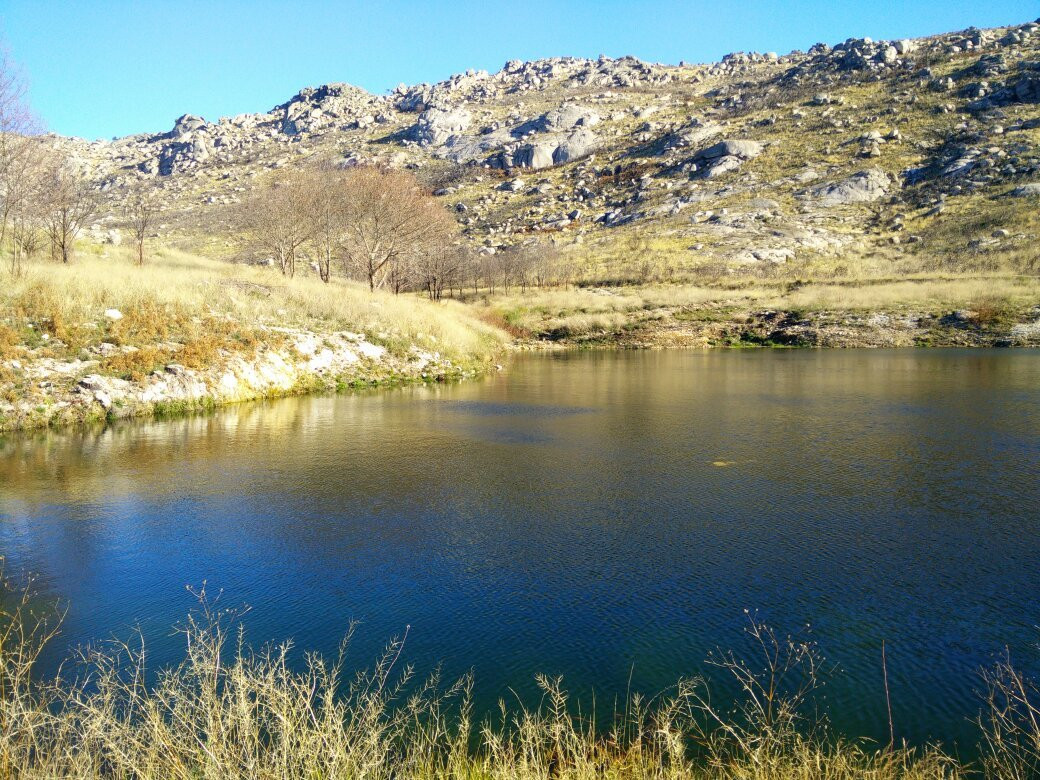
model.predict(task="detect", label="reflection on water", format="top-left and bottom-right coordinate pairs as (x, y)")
top-left (1, 349), bottom-right (1039, 754)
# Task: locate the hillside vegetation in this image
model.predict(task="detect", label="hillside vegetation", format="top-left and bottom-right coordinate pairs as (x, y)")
top-left (477, 276), bottom-right (1040, 346)
top-left (0, 245), bottom-right (506, 431)
top-left (58, 16), bottom-right (1040, 287)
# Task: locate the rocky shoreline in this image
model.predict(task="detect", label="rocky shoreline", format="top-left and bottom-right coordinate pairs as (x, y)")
top-left (4, 305), bottom-right (1039, 434)
top-left (0, 327), bottom-right (489, 434)
top-left (516, 305), bottom-right (1040, 348)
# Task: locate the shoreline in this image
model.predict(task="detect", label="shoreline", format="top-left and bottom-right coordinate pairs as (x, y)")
top-left (4, 308), bottom-right (1039, 435)
top-left (0, 326), bottom-right (502, 434)
top-left (6, 303), bottom-right (1040, 434)
top-left (506, 304), bottom-right (1040, 350)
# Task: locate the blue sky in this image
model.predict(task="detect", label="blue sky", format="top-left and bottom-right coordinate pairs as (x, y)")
top-left (1, 0), bottom-right (1037, 140)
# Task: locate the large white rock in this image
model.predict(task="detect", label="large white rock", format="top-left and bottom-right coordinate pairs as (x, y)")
top-left (539, 103), bottom-right (600, 132)
top-left (1011, 182), bottom-right (1040, 197)
top-left (514, 142), bottom-right (557, 169)
top-left (552, 128), bottom-right (598, 165)
top-left (411, 107), bottom-right (472, 146)
top-left (810, 169), bottom-right (892, 206)
top-left (694, 139), bottom-right (764, 161)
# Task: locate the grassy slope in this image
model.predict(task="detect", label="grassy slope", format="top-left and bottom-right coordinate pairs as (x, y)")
top-left (0, 244), bottom-right (508, 429)
top-left (374, 38), bottom-right (1040, 343)
top-left (57, 22), bottom-right (1040, 353)
top-left (560, 58), bottom-right (1040, 283)
top-left (478, 277), bottom-right (1040, 346)
top-left (8, 24), bottom-right (1040, 422)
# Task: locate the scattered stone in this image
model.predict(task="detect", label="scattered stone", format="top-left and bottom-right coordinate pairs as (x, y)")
top-left (696, 139), bottom-right (764, 160)
top-left (689, 139), bottom-right (763, 178)
top-left (1011, 182), bottom-right (1040, 197)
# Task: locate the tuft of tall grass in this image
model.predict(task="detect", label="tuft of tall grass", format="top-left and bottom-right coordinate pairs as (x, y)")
top-left (5, 570), bottom-right (1034, 779)
top-left (978, 647), bottom-right (1040, 779)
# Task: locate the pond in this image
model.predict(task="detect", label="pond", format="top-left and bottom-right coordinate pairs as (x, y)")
top-left (2, 349), bottom-right (1039, 756)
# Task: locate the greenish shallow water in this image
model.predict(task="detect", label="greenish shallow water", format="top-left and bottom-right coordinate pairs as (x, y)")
top-left (1, 348), bottom-right (1039, 756)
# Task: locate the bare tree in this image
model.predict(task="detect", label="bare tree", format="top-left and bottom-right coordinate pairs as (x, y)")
top-left (527, 241), bottom-right (572, 288)
top-left (384, 259), bottom-right (412, 295)
top-left (0, 46), bottom-right (44, 250)
top-left (123, 186), bottom-right (158, 266)
top-left (8, 182), bottom-right (44, 277)
top-left (628, 235), bottom-right (660, 284)
top-left (305, 165), bottom-right (347, 283)
top-left (463, 249), bottom-right (481, 295)
top-left (415, 244), bottom-right (467, 300)
top-left (477, 251), bottom-right (497, 294)
top-left (241, 171), bottom-right (312, 277)
top-left (8, 213), bottom-right (41, 276)
top-left (43, 158), bottom-right (96, 264)
top-left (339, 166), bottom-right (456, 292)
top-left (497, 247), bottom-right (522, 292)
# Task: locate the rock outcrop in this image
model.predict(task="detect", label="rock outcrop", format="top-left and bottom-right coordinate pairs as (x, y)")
top-left (808, 169), bottom-right (892, 206)
top-left (0, 328), bottom-right (475, 433)
top-left (410, 107), bottom-right (472, 146)
top-left (50, 15), bottom-right (1040, 275)
top-left (512, 128), bottom-right (599, 169)
top-left (691, 139), bottom-right (764, 178)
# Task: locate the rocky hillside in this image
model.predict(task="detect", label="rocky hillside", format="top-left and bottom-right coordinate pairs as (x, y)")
top-left (63, 17), bottom-right (1040, 279)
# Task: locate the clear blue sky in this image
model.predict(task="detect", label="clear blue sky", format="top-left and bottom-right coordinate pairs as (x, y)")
top-left (1, 0), bottom-right (1037, 140)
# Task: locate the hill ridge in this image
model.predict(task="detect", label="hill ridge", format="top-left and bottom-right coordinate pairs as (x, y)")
top-left (60, 16), bottom-right (1040, 280)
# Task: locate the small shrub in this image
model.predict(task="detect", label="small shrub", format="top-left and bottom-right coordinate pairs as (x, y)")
top-left (0, 324), bottom-right (19, 360)
top-left (100, 346), bottom-right (166, 381)
top-left (969, 298), bottom-right (1015, 329)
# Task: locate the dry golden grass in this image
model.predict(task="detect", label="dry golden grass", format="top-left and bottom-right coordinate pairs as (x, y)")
top-left (0, 244), bottom-right (508, 373)
top-left (493, 276), bottom-right (1040, 318)
top-left (767, 277), bottom-right (1040, 312)
top-left (482, 275), bottom-right (1040, 340)
top-left (0, 324), bottom-right (18, 361)
top-left (0, 576), bottom-right (984, 780)
top-left (491, 285), bottom-right (766, 326)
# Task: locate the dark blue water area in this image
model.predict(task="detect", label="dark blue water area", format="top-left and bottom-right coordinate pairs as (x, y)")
top-left (1, 348), bottom-right (1039, 759)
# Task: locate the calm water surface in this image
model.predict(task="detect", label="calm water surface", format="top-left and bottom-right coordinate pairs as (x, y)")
top-left (2, 349), bottom-right (1039, 754)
